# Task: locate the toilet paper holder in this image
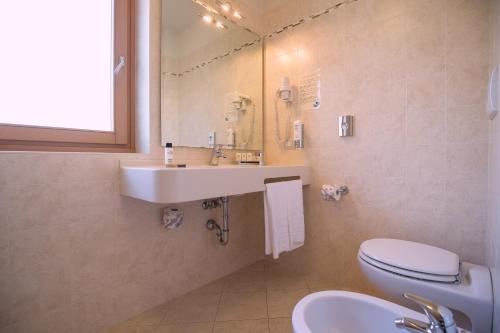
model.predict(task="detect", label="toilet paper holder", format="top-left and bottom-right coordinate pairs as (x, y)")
top-left (321, 185), bottom-right (349, 201)
top-left (336, 186), bottom-right (349, 195)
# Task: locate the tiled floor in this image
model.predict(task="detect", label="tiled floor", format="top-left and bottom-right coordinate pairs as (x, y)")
top-left (106, 260), bottom-right (323, 333)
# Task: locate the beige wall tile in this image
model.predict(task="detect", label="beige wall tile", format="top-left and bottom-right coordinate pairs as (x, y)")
top-left (405, 15), bottom-right (445, 77)
top-left (263, 0), bottom-right (490, 295)
top-left (487, 0), bottom-right (500, 275)
top-left (406, 108), bottom-right (446, 146)
top-left (446, 143), bottom-right (488, 182)
top-left (2, 307), bottom-right (73, 333)
top-left (447, 64), bottom-right (489, 108)
top-left (447, 105), bottom-right (489, 144)
top-left (405, 144), bottom-right (447, 190)
top-left (407, 71), bottom-right (446, 111)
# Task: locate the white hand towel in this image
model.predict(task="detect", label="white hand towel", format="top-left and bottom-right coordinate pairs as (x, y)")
top-left (264, 179), bottom-right (305, 259)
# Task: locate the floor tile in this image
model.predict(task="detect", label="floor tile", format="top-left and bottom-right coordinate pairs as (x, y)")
top-left (265, 268), bottom-right (308, 291)
top-left (215, 291), bottom-right (267, 321)
top-left (263, 260), bottom-right (281, 271)
top-left (108, 261), bottom-right (315, 333)
top-left (223, 270), bottom-right (267, 293)
top-left (269, 318), bottom-right (292, 333)
top-left (105, 324), bottom-right (157, 333)
top-left (124, 303), bottom-right (169, 326)
top-left (162, 292), bottom-right (221, 324)
top-left (155, 322), bottom-right (213, 333)
top-left (267, 289), bottom-right (309, 318)
top-left (304, 274), bottom-right (338, 291)
top-left (212, 319), bottom-right (269, 333)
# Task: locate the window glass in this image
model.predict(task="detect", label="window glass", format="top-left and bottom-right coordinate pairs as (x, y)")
top-left (0, 0), bottom-right (115, 132)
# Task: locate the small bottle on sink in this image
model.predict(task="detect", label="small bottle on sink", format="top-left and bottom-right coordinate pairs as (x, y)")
top-left (165, 143), bottom-right (174, 167)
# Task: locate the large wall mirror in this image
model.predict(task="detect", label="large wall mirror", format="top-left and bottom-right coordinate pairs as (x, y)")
top-left (161, 0), bottom-right (263, 150)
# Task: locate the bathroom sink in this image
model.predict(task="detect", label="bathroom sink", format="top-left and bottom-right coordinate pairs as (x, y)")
top-left (292, 291), bottom-right (434, 333)
top-left (120, 163), bottom-right (311, 203)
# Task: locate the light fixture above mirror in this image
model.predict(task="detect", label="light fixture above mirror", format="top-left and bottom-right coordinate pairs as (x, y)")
top-left (201, 14), bottom-right (227, 29)
top-left (215, 0), bottom-right (244, 19)
top-left (219, 2), bottom-right (230, 12)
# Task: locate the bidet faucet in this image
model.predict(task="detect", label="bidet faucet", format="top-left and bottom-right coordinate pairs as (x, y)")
top-left (209, 144), bottom-right (226, 166)
top-left (395, 293), bottom-right (457, 333)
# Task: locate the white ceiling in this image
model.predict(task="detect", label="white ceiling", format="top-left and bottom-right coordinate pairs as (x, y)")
top-left (162, 0), bottom-right (289, 34)
top-left (236, 0), bottom-right (289, 14)
top-left (163, 0), bottom-right (201, 32)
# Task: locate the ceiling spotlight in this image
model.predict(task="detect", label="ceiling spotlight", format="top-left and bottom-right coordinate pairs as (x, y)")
top-left (220, 3), bottom-right (231, 12)
top-left (215, 21), bottom-right (227, 29)
top-left (233, 11), bottom-right (242, 19)
top-left (202, 14), bottom-right (213, 24)
top-left (195, 0), bottom-right (219, 15)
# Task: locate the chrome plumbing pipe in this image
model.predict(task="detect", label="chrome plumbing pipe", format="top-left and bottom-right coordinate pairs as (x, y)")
top-left (205, 196), bottom-right (230, 245)
top-left (220, 196), bottom-right (229, 245)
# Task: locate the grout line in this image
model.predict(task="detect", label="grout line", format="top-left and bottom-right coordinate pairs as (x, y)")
top-left (211, 287), bottom-right (225, 333)
top-left (265, 281), bottom-right (271, 333)
top-left (443, 0), bottom-right (450, 218)
top-left (212, 317), bottom-right (269, 323)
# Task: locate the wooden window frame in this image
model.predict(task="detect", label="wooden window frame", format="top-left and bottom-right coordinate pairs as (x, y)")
top-left (0, 0), bottom-right (135, 153)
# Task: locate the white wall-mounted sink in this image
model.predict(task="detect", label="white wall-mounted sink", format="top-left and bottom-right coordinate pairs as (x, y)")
top-left (292, 291), bottom-right (468, 333)
top-left (120, 163), bottom-right (311, 203)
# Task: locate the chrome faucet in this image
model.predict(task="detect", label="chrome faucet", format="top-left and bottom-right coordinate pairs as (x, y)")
top-left (208, 144), bottom-right (226, 166)
top-left (395, 294), bottom-right (458, 333)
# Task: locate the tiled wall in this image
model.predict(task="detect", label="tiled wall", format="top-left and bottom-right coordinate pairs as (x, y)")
top-left (264, 0), bottom-right (491, 293)
top-left (488, 0), bottom-right (500, 330)
top-left (0, 1), bottom-right (495, 332)
top-left (488, 0), bottom-right (500, 271)
top-left (0, 1), bottom-right (264, 332)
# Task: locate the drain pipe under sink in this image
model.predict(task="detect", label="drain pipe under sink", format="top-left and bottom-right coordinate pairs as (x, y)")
top-left (204, 196), bottom-right (230, 245)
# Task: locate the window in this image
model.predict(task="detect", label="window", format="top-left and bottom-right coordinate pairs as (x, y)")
top-left (0, 0), bottom-right (135, 152)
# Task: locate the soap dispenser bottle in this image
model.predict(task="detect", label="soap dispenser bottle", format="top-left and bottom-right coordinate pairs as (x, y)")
top-left (294, 120), bottom-right (304, 148)
top-left (165, 143), bottom-right (174, 167)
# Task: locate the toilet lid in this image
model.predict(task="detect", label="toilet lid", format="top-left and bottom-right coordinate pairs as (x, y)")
top-left (360, 239), bottom-right (460, 282)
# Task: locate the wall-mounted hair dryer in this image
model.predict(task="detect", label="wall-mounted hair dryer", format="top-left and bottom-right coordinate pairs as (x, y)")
top-left (278, 76), bottom-right (292, 102)
top-left (231, 92), bottom-right (251, 111)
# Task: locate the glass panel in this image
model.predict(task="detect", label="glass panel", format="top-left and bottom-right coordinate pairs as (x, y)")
top-left (0, 0), bottom-right (115, 132)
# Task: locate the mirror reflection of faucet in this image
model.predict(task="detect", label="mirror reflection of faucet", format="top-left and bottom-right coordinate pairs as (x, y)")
top-left (208, 144), bottom-right (227, 166)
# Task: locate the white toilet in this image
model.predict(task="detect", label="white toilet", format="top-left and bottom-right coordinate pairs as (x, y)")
top-left (358, 239), bottom-right (494, 333)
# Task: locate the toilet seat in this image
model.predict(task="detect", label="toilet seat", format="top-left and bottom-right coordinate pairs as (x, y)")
top-left (359, 239), bottom-right (460, 283)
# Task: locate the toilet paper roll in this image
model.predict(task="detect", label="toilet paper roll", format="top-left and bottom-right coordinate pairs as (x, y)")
top-left (321, 185), bottom-right (341, 201)
top-left (162, 207), bottom-right (184, 229)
